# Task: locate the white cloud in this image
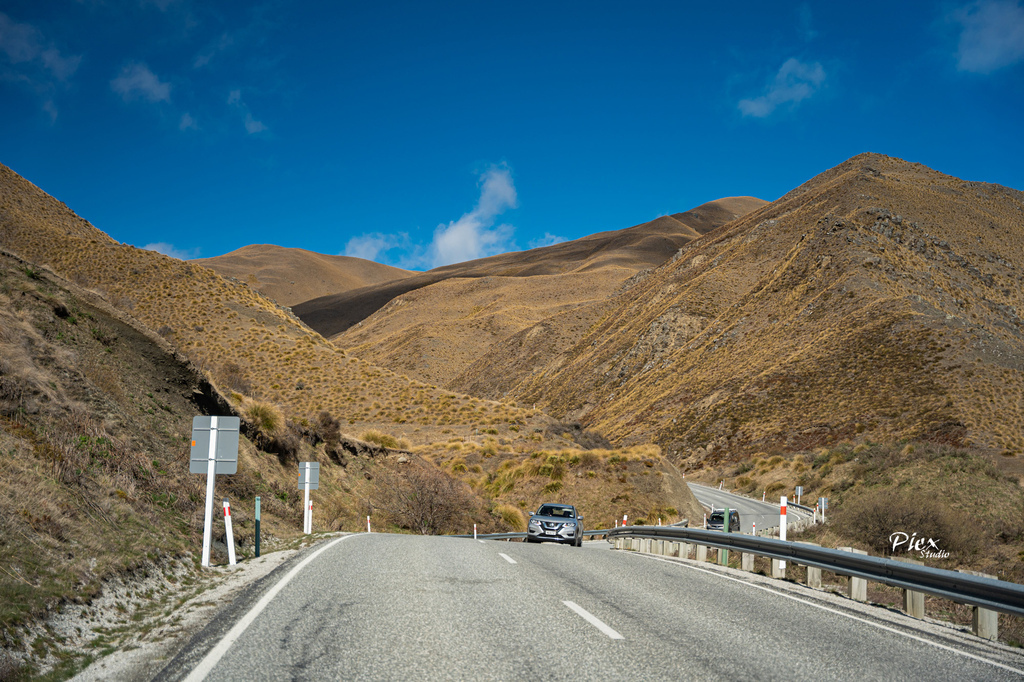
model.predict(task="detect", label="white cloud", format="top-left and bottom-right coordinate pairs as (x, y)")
top-left (179, 112), bottom-right (197, 130)
top-left (341, 165), bottom-right (520, 269)
top-left (111, 62), bottom-right (171, 103)
top-left (528, 233), bottom-right (566, 249)
top-left (426, 165), bottom-right (518, 268)
top-left (243, 112), bottom-right (266, 134)
top-left (343, 233), bottom-right (409, 262)
top-left (953, 0), bottom-right (1024, 73)
top-left (227, 89), bottom-right (268, 134)
top-left (738, 57), bottom-right (825, 118)
top-left (142, 242), bottom-right (200, 260)
top-left (0, 12), bottom-right (81, 118)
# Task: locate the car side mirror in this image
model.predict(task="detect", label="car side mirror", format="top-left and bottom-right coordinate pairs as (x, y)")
top-left (578, 516), bottom-right (584, 521)
top-left (528, 512), bottom-right (534, 516)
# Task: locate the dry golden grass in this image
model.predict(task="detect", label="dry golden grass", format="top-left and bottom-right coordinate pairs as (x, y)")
top-left (194, 244), bottom-right (412, 307)
top-left (418, 443), bottom-right (704, 530)
top-left (0, 163), bottom-right (551, 446)
top-left (455, 153), bottom-right (1024, 468)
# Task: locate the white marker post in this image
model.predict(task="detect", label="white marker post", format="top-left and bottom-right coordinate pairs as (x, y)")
top-left (367, 515), bottom-right (371, 533)
top-left (622, 514), bottom-right (627, 527)
top-left (296, 462), bottom-right (319, 535)
top-left (779, 496), bottom-right (788, 569)
top-left (303, 462), bottom-right (311, 534)
top-left (473, 524), bottom-right (477, 540)
top-left (201, 416), bottom-right (218, 567)
top-left (223, 499), bottom-right (236, 566)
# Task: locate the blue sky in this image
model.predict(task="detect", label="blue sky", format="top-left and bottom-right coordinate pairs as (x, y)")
top-left (1, 1), bottom-right (1022, 270)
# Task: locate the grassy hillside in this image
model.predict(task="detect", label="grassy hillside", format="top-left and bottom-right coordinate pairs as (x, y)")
top-left (194, 244), bottom-right (412, 308)
top-left (326, 197), bottom-right (766, 387)
top-left (0, 163), bottom-right (555, 448)
top-left (465, 154), bottom-right (1023, 473)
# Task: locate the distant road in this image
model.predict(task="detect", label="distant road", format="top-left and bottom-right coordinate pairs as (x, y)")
top-left (687, 482), bottom-right (812, 534)
top-left (157, 534), bottom-right (1023, 681)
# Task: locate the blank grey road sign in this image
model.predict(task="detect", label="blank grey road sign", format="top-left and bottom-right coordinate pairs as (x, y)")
top-left (298, 462), bottom-right (320, 490)
top-left (190, 416), bottom-right (240, 474)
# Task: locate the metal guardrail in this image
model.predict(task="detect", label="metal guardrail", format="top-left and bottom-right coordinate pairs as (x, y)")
top-left (608, 526), bottom-right (1024, 617)
top-left (450, 529), bottom-right (615, 540)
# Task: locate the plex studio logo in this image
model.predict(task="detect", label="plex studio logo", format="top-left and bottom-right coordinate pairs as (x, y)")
top-left (889, 532), bottom-right (950, 559)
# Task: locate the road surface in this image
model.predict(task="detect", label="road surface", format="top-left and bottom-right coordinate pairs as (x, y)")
top-left (687, 482), bottom-right (813, 534)
top-left (156, 533), bottom-right (1024, 681)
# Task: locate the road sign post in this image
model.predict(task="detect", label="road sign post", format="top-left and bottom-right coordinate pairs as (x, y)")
top-left (190, 416), bottom-right (239, 568)
top-left (297, 462), bottom-right (320, 534)
top-left (795, 485), bottom-right (803, 506)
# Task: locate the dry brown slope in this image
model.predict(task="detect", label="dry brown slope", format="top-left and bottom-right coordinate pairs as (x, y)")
top-left (329, 198), bottom-right (767, 387)
top-left (470, 153), bottom-right (1024, 465)
top-left (194, 244), bottom-right (412, 307)
top-left (0, 163), bottom-right (550, 445)
top-left (294, 197), bottom-right (767, 339)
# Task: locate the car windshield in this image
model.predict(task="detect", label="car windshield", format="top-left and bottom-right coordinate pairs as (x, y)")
top-left (538, 505), bottom-right (574, 518)
top-left (709, 513), bottom-right (723, 521)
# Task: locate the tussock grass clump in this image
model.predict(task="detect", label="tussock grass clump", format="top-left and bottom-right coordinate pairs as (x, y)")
top-left (361, 430), bottom-right (410, 450)
top-left (243, 399), bottom-right (284, 437)
top-left (494, 503), bottom-right (526, 531)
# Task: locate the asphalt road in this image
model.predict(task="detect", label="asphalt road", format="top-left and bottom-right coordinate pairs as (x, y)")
top-left (158, 533), bottom-right (1024, 681)
top-left (687, 482), bottom-right (812, 533)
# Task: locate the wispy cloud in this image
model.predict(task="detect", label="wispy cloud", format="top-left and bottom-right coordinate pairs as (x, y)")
top-left (0, 12), bottom-right (81, 119)
top-left (194, 32), bottom-right (235, 68)
top-left (798, 3), bottom-right (818, 41)
top-left (228, 88), bottom-right (268, 134)
top-left (738, 57), bottom-right (825, 118)
top-left (111, 62), bottom-right (171, 102)
top-left (343, 233), bottom-right (411, 262)
top-left (528, 233), bottom-right (566, 249)
top-left (142, 242), bottom-right (201, 260)
top-left (343, 165), bottom-right (520, 269)
top-left (953, 0), bottom-right (1024, 73)
top-left (179, 112), bottom-right (197, 130)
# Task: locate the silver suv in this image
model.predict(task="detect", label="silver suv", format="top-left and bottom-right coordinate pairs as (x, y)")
top-left (526, 503), bottom-right (583, 546)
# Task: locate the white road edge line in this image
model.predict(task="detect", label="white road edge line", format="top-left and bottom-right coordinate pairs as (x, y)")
top-left (631, 552), bottom-right (1024, 676)
top-left (184, 533), bottom-right (358, 682)
top-left (563, 600), bottom-right (624, 640)
top-left (499, 553), bottom-right (517, 564)
top-left (478, 539), bottom-right (486, 543)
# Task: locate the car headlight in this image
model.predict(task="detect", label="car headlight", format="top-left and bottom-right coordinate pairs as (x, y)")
top-left (529, 519), bottom-right (541, 526)
top-left (563, 522), bottom-right (576, 528)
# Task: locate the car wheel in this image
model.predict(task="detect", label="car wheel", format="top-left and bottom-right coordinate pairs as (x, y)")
top-left (576, 534), bottom-right (582, 547)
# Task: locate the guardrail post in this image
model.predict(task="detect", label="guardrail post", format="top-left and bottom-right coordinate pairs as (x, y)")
top-left (741, 552), bottom-right (754, 572)
top-left (696, 544), bottom-right (707, 562)
top-left (771, 558), bottom-right (786, 579)
top-left (667, 541), bottom-right (679, 558)
top-left (653, 539), bottom-right (664, 555)
top-left (895, 557), bottom-right (925, 618)
top-left (796, 542), bottom-right (821, 587)
top-left (632, 538), bottom-right (641, 552)
top-left (681, 542), bottom-right (692, 559)
top-left (839, 547), bottom-right (868, 601)
top-left (960, 570), bottom-right (998, 640)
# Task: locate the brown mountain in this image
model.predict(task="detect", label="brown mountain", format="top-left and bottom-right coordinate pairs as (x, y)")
top-left (194, 244), bottom-right (412, 307)
top-left (303, 197), bottom-right (765, 386)
top-left (294, 197), bottom-right (765, 339)
top-left (0, 162), bottom-right (552, 448)
top-left (454, 153), bottom-right (1024, 469)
